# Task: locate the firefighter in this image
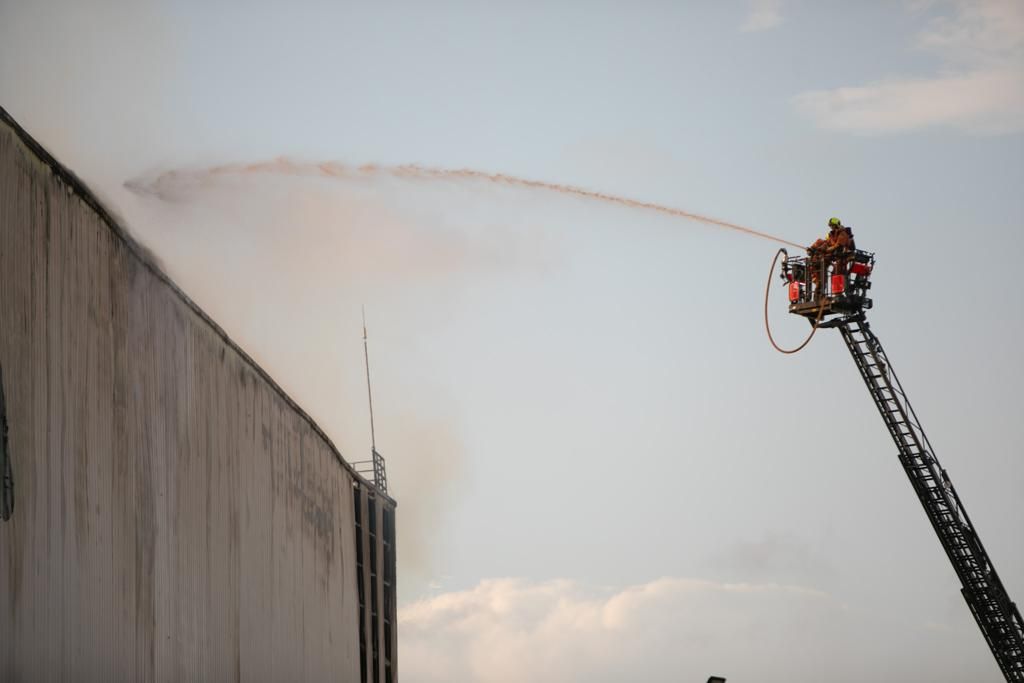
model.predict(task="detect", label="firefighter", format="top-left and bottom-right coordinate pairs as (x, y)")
top-left (825, 217), bottom-right (855, 277)
top-left (807, 217), bottom-right (855, 296)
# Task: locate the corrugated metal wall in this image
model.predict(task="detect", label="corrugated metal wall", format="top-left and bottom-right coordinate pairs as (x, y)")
top-left (0, 109), bottom-right (397, 682)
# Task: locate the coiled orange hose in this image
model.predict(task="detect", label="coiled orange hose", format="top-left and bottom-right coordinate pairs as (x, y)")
top-left (765, 248), bottom-right (826, 354)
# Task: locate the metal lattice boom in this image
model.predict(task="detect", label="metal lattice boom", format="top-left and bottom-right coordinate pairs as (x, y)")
top-left (838, 315), bottom-right (1024, 681)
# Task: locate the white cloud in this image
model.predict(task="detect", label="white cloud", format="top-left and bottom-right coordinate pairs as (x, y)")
top-left (794, 0), bottom-right (1024, 134)
top-left (399, 576), bottom-right (990, 682)
top-left (794, 67), bottom-right (1024, 135)
top-left (741, 0), bottom-right (784, 32)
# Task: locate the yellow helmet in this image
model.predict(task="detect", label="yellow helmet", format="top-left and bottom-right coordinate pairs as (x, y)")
top-left (828, 217), bottom-right (842, 228)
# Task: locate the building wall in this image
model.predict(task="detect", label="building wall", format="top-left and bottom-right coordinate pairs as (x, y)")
top-left (0, 108), bottom-right (396, 682)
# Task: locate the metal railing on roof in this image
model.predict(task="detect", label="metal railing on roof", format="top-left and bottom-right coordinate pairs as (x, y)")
top-left (351, 448), bottom-right (388, 494)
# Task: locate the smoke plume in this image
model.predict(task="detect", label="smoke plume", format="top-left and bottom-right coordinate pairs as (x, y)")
top-left (121, 158), bottom-right (800, 597)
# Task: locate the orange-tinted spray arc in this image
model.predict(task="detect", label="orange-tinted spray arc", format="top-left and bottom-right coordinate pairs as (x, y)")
top-left (132, 159), bottom-right (804, 249)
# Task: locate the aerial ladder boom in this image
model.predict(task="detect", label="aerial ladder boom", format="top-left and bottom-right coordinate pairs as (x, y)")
top-left (779, 250), bottom-right (1024, 681)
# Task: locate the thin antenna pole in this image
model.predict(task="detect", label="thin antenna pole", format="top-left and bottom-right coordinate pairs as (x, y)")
top-left (362, 306), bottom-right (377, 452)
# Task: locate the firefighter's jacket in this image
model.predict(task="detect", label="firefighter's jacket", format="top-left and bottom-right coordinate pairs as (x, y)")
top-left (826, 227), bottom-right (855, 253)
top-left (808, 227), bottom-right (854, 256)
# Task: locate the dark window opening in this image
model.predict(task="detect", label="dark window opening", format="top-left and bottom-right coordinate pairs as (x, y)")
top-left (354, 482), bottom-right (396, 682)
top-left (354, 484), bottom-right (368, 683)
top-left (368, 493), bottom-right (380, 683)
top-left (382, 506), bottom-right (395, 682)
top-left (0, 366), bottom-right (12, 521)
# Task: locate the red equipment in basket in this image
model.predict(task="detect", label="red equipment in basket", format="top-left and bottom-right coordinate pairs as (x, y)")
top-left (832, 273), bottom-right (846, 294)
top-left (789, 281), bottom-right (801, 302)
top-left (851, 262), bottom-right (872, 276)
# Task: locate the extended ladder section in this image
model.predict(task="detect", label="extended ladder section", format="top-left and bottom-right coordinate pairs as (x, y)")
top-left (838, 315), bottom-right (1024, 681)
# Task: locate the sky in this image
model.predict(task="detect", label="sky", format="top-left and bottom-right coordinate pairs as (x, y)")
top-left (2, 1), bottom-right (1023, 680)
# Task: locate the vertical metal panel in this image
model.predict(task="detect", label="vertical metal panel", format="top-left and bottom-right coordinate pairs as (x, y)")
top-left (350, 484), bottom-right (398, 683)
top-left (0, 111), bottom-right (395, 680)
